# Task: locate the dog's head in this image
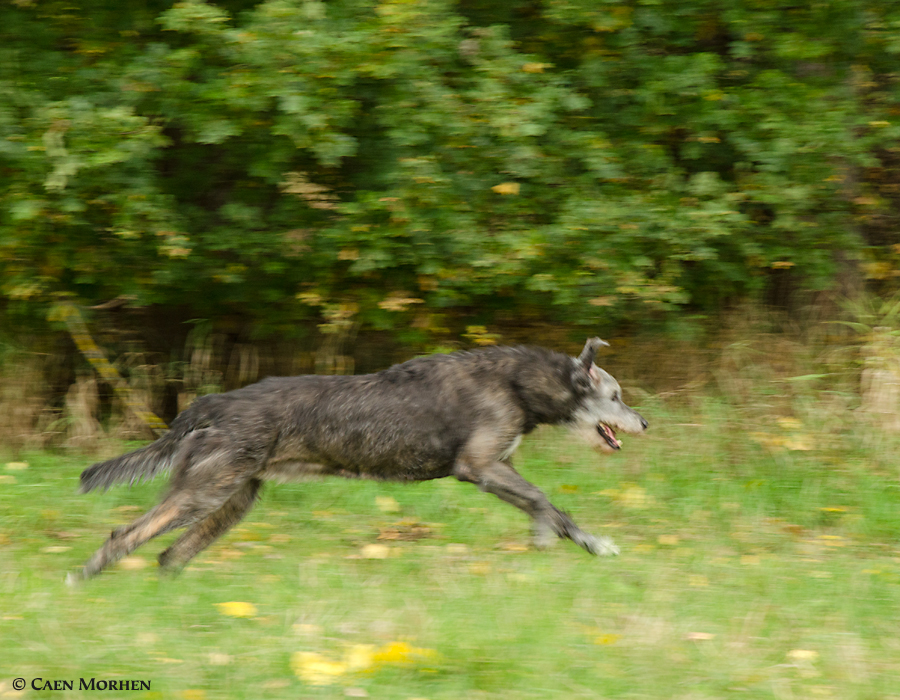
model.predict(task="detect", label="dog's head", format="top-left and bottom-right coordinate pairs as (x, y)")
top-left (570, 338), bottom-right (648, 454)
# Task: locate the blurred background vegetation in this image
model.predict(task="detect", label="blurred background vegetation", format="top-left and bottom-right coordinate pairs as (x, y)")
top-left (2, 0), bottom-right (900, 443)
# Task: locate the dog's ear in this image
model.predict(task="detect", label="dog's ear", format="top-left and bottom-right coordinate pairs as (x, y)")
top-left (577, 337), bottom-right (609, 372)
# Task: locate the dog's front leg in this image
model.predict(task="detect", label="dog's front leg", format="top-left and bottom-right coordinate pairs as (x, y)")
top-left (453, 460), bottom-right (619, 556)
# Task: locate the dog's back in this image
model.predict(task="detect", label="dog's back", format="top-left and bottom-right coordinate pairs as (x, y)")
top-left (212, 345), bottom-right (579, 481)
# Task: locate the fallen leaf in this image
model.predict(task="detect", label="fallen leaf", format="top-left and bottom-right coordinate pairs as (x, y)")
top-left (594, 634), bottom-right (621, 645)
top-left (784, 435), bottom-right (813, 451)
top-left (777, 417), bottom-right (802, 430)
top-left (788, 649), bottom-right (819, 661)
top-left (372, 641), bottom-right (437, 665)
top-left (377, 521), bottom-right (432, 541)
top-left (215, 601), bottom-right (257, 618)
top-left (619, 485), bottom-right (654, 509)
top-left (468, 561), bottom-right (491, 575)
top-left (118, 556), bottom-right (149, 570)
top-left (361, 544), bottom-right (390, 559)
top-left (291, 651), bottom-right (347, 686)
top-left (5, 461), bottom-right (28, 471)
top-left (498, 542), bottom-right (528, 552)
top-left (685, 632), bottom-right (716, 641)
top-left (491, 182), bottom-right (520, 195)
top-left (375, 496), bottom-right (400, 512)
top-left (344, 644), bottom-right (376, 672)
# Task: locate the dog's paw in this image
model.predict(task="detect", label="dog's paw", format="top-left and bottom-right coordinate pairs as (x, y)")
top-left (64, 572), bottom-right (83, 587)
top-left (579, 534), bottom-right (619, 557)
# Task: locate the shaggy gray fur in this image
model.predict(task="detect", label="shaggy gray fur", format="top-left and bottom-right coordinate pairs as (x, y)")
top-left (70, 338), bottom-right (647, 582)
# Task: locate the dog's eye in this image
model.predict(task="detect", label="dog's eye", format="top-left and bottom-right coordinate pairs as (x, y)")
top-left (612, 392), bottom-right (619, 402)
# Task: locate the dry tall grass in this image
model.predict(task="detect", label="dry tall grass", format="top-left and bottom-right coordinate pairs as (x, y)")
top-left (1, 300), bottom-right (898, 455)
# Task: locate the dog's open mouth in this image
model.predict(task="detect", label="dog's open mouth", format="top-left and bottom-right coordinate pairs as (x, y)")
top-left (597, 423), bottom-right (622, 450)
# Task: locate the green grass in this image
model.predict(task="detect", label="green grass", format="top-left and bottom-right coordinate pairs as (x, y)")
top-left (2, 399), bottom-right (900, 699)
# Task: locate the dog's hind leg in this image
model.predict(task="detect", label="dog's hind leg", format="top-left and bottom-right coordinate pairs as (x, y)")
top-left (68, 491), bottom-right (196, 583)
top-left (157, 478), bottom-right (262, 572)
top-left (69, 459), bottom-right (261, 583)
top-left (455, 460), bottom-right (619, 556)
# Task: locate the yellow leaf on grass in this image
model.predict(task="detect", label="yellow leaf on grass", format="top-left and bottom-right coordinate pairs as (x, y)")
top-left (787, 649), bottom-right (819, 661)
top-left (619, 485), bottom-right (653, 509)
top-left (491, 182), bottom-right (520, 196)
top-left (469, 561), bottom-right (491, 575)
top-left (685, 632), bottom-right (715, 641)
top-left (784, 435), bottom-right (813, 451)
top-left (118, 556), bottom-right (149, 570)
top-left (594, 634), bottom-right (621, 645)
top-left (361, 544), bottom-right (391, 559)
top-left (216, 601), bottom-right (257, 618)
top-left (776, 417), bottom-right (802, 430)
top-left (372, 641), bottom-right (437, 665)
top-left (5, 461), bottom-right (28, 470)
top-left (375, 496), bottom-right (400, 513)
top-left (344, 644), bottom-right (376, 672)
top-left (291, 652), bottom-right (347, 686)
top-left (292, 642), bottom-right (438, 686)
top-left (182, 691), bottom-right (206, 700)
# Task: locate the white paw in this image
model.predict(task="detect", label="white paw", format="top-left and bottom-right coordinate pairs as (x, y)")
top-left (582, 534), bottom-right (619, 556)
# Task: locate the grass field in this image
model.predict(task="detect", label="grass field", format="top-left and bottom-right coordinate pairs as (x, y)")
top-left (2, 397), bottom-right (900, 699)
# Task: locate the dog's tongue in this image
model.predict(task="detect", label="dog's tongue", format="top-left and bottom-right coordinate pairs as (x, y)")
top-left (597, 424), bottom-right (622, 449)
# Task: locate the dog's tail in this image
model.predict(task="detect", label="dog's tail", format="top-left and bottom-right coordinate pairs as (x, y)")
top-left (79, 395), bottom-right (217, 493)
top-left (79, 433), bottom-right (181, 493)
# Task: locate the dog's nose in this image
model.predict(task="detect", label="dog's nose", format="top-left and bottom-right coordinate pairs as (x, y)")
top-left (640, 417), bottom-right (648, 430)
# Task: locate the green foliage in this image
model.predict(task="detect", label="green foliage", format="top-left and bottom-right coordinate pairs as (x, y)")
top-left (2, 0), bottom-right (900, 338)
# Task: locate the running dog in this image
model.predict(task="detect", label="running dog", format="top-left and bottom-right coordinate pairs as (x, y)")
top-left (69, 338), bottom-right (647, 582)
